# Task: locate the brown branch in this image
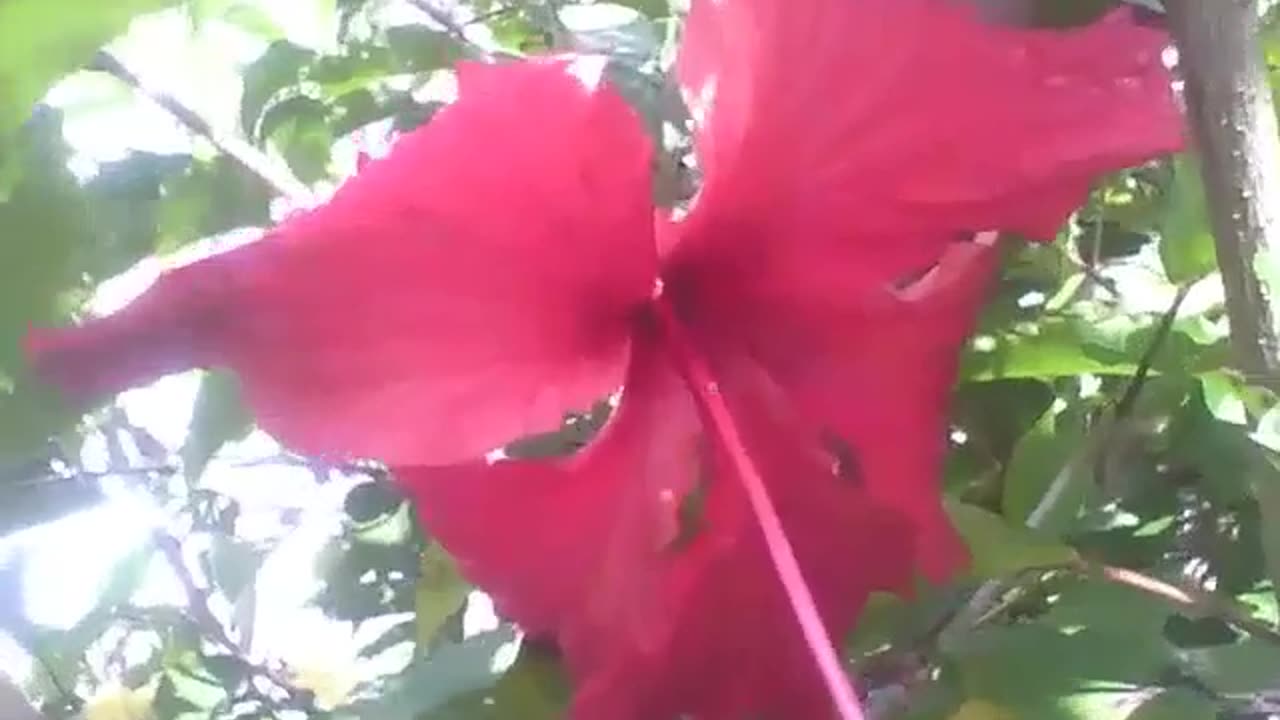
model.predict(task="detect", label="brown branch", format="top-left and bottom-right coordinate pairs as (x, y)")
top-left (944, 558), bottom-right (1280, 648)
top-left (1165, 0), bottom-right (1280, 388)
top-left (1089, 562), bottom-right (1280, 645)
top-left (90, 52), bottom-right (309, 201)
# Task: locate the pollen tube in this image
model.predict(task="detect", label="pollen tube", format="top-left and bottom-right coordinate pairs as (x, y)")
top-left (652, 299), bottom-right (865, 720)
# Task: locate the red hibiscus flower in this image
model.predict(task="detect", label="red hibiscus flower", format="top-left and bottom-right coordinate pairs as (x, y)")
top-left (26, 1), bottom-right (1182, 718)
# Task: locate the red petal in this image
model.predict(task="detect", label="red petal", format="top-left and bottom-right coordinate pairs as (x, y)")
top-left (401, 337), bottom-right (914, 719)
top-left (678, 0), bottom-right (1183, 245)
top-left (665, 228), bottom-right (1001, 582)
top-left (27, 58), bottom-right (657, 465)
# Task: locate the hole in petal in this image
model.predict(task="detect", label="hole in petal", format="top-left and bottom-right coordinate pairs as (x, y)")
top-left (502, 398), bottom-right (615, 460)
top-left (891, 260), bottom-right (943, 292)
top-left (664, 438), bottom-right (713, 554)
top-left (821, 430), bottom-right (864, 487)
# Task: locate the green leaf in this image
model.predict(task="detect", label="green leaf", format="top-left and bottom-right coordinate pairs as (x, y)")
top-left (945, 500), bottom-right (1079, 579)
top-left (951, 579), bottom-right (1179, 720)
top-left (1166, 386), bottom-right (1271, 504)
top-left (1127, 689), bottom-right (1217, 720)
top-left (1259, 484), bottom-right (1280, 620)
top-left (162, 665), bottom-right (230, 713)
top-left (338, 628), bottom-right (519, 720)
top-left (151, 674), bottom-right (203, 719)
top-left (384, 26), bottom-right (462, 74)
top-left (260, 95), bottom-right (334, 183)
top-left (1159, 155), bottom-right (1217, 284)
top-left (239, 41), bottom-right (318, 140)
top-left (206, 536), bottom-right (262, 600)
top-left (0, 0), bottom-right (177, 138)
top-left (945, 574), bottom-right (1196, 719)
top-left (962, 317), bottom-right (1136, 381)
top-left (181, 370), bottom-right (253, 482)
top-left (82, 152), bottom-right (194, 278)
top-left (425, 646), bottom-right (570, 720)
top-left (415, 544), bottom-right (471, 650)
top-left (1176, 639), bottom-right (1280, 694)
top-left (560, 3), bottom-right (658, 63)
top-left (1198, 370), bottom-right (1251, 425)
top-left (948, 699), bottom-right (1017, 720)
top-left (610, 0), bottom-right (669, 18)
top-left (189, 0), bottom-right (285, 40)
top-left (155, 155), bottom-right (273, 253)
top-left (0, 110), bottom-right (92, 456)
top-left (199, 654), bottom-right (250, 697)
top-left (954, 624), bottom-right (1172, 720)
top-left (1000, 407), bottom-right (1090, 534)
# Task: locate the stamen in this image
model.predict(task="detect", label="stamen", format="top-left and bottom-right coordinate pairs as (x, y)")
top-left (651, 299), bottom-right (865, 720)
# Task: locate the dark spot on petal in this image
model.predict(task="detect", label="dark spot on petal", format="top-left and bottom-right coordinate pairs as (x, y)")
top-left (666, 438), bottom-right (713, 553)
top-left (503, 398), bottom-right (614, 460)
top-left (821, 430), bottom-right (864, 487)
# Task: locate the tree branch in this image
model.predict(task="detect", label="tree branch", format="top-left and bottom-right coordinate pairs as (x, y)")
top-left (90, 52), bottom-right (309, 202)
top-left (153, 531), bottom-right (315, 711)
top-left (1165, 0), bottom-right (1280, 387)
top-left (1087, 562), bottom-right (1280, 645)
top-left (404, 0), bottom-right (502, 60)
top-left (405, 0), bottom-right (471, 44)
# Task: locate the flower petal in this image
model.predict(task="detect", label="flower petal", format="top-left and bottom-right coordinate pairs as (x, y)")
top-left (666, 226), bottom-right (1001, 582)
top-left (678, 0), bottom-right (1183, 244)
top-left (400, 337), bottom-right (915, 719)
top-left (27, 57), bottom-right (657, 466)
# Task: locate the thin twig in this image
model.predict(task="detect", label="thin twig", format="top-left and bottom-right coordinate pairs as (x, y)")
top-left (405, 0), bottom-right (488, 56)
top-left (1114, 284), bottom-right (1192, 418)
top-left (1054, 217), bottom-right (1121, 299)
top-left (90, 52), bottom-right (309, 201)
top-left (466, 4), bottom-right (518, 26)
top-left (1087, 561), bottom-right (1280, 645)
top-left (153, 531), bottom-right (315, 710)
top-left (941, 286), bottom-right (1193, 646)
top-left (31, 653), bottom-right (77, 714)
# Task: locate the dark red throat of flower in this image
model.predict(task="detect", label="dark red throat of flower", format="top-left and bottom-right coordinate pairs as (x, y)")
top-left (650, 297), bottom-right (866, 720)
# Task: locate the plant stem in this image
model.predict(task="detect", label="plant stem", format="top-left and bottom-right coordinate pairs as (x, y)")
top-left (91, 52), bottom-right (309, 202)
top-left (652, 299), bottom-right (865, 720)
top-left (1086, 561), bottom-right (1280, 645)
top-left (1165, 0), bottom-right (1280, 388)
top-left (1165, 0), bottom-right (1280, 625)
